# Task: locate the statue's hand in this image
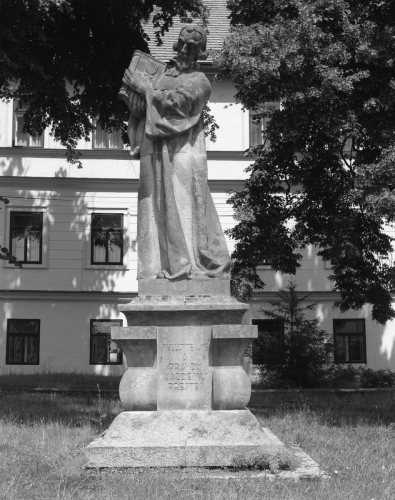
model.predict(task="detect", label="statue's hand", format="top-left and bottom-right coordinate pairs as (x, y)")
top-left (129, 92), bottom-right (146, 118)
top-left (123, 69), bottom-right (146, 96)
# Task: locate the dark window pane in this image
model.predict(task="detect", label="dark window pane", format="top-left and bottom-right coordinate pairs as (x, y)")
top-left (7, 320), bottom-right (40, 365)
top-left (27, 231), bottom-right (41, 262)
top-left (250, 115), bottom-right (264, 146)
top-left (252, 320), bottom-right (284, 364)
top-left (8, 336), bottom-right (23, 363)
top-left (92, 321), bottom-right (110, 335)
top-left (108, 340), bottom-right (122, 364)
top-left (335, 320), bottom-right (363, 334)
top-left (90, 320), bottom-right (123, 365)
top-left (9, 320), bottom-right (39, 334)
top-left (108, 231), bottom-right (122, 263)
top-left (11, 230), bottom-right (26, 261)
top-left (93, 231), bottom-right (107, 263)
top-left (24, 336), bottom-right (39, 364)
top-left (349, 335), bottom-right (364, 362)
top-left (91, 335), bottom-right (108, 364)
top-left (91, 215), bottom-right (123, 264)
top-left (10, 212), bottom-right (42, 263)
top-left (334, 320), bottom-right (365, 363)
top-left (11, 213), bottom-right (42, 228)
top-left (334, 335), bottom-right (348, 362)
top-left (92, 215), bottom-right (122, 229)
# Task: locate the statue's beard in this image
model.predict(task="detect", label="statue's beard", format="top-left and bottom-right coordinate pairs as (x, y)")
top-left (177, 55), bottom-right (191, 70)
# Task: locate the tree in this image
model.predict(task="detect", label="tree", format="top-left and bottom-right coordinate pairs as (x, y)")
top-left (216, 0), bottom-right (395, 323)
top-left (0, 0), bottom-right (207, 167)
top-left (254, 281), bottom-right (333, 388)
top-left (0, 197), bottom-right (20, 267)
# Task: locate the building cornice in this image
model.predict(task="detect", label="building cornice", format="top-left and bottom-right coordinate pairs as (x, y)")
top-left (0, 148), bottom-right (250, 162)
top-left (0, 290), bottom-right (137, 302)
top-left (250, 290), bottom-right (342, 302)
top-left (0, 176), bottom-right (245, 192)
top-left (0, 147), bottom-right (131, 160)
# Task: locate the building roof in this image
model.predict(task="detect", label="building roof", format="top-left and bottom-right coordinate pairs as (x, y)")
top-left (144, 0), bottom-right (230, 64)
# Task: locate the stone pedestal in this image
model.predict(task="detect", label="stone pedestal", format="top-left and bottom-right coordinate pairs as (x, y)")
top-left (86, 410), bottom-right (285, 468)
top-left (86, 279), bottom-right (287, 468)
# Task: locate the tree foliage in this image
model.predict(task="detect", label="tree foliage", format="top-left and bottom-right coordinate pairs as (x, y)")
top-left (217, 0), bottom-right (395, 323)
top-left (254, 281), bottom-right (333, 388)
top-left (0, 0), bottom-right (207, 166)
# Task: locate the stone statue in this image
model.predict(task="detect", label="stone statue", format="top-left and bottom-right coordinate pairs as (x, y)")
top-left (86, 26), bottom-right (302, 470)
top-left (122, 25), bottom-right (231, 281)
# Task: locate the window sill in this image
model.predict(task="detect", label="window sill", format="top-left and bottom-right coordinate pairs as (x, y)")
top-left (85, 264), bottom-right (128, 271)
top-left (3, 262), bottom-right (47, 269)
top-left (333, 361), bottom-right (367, 364)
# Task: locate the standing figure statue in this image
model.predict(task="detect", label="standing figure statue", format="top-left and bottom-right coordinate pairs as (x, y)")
top-left (122, 25), bottom-right (231, 280)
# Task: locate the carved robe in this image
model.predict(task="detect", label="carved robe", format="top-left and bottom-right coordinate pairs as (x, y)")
top-left (137, 64), bottom-right (231, 280)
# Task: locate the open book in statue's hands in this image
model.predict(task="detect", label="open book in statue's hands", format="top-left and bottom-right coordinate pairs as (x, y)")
top-left (119, 51), bottom-right (167, 158)
top-left (119, 51), bottom-right (167, 104)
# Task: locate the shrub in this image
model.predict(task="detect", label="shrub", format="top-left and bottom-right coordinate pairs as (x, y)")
top-left (252, 281), bottom-right (333, 388)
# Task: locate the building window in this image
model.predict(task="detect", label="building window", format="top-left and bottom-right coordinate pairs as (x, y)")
top-left (252, 319), bottom-right (285, 364)
top-left (259, 256), bottom-right (273, 266)
top-left (93, 123), bottom-right (123, 149)
top-left (250, 102), bottom-right (279, 148)
top-left (6, 319), bottom-right (40, 365)
top-left (91, 214), bottom-right (123, 265)
top-left (90, 320), bottom-right (123, 365)
top-left (330, 244), bottom-right (359, 266)
top-left (14, 111), bottom-right (44, 147)
top-left (333, 319), bottom-right (366, 363)
top-left (10, 211), bottom-right (43, 264)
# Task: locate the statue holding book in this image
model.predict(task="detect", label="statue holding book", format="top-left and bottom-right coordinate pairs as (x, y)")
top-left (120, 25), bottom-right (231, 281)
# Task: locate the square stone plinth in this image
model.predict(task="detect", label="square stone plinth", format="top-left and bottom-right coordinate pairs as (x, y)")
top-left (86, 410), bottom-right (286, 468)
top-left (118, 295), bottom-right (249, 326)
top-left (157, 327), bottom-right (212, 410)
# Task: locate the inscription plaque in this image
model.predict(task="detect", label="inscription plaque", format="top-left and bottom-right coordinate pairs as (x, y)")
top-left (157, 326), bottom-right (212, 410)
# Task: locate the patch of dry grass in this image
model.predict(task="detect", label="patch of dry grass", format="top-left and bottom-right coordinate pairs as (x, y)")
top-left (0, 391), bottom-right (395, 500)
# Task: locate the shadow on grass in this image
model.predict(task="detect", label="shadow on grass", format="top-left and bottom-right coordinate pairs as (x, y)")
top-left (0, 392), bottom-right (122, 431)
top-left (252, 403), bottom-right (395, 428)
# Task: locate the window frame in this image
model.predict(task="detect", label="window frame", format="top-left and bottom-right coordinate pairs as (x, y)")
top-left (6, 319), bottom-right (40, 365)
top-left (333, 319), bottom-right (367, 364)
top-left (251, 318), bottom-right (285, 365)
top-left (9, 211), bottom-right (43, 264)
top-left (90, 319), bottom-right (124, 365)
top-left (249, 102), bottom-right (279, 148)
top-left (84, 208), bottom-right (131, 270)
top-left (3, 205), bottom-right (49, 269)
top-left (90, 213), bottom-right (124, 266)
top-left (257, 256), bottom-right (274, 269)
top-left (92, 121), bottom-right (124, 150)
top-left (13, 106), bottom-right (44, 148)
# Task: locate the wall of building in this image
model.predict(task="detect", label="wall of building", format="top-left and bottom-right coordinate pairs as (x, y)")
top-left (0, 297), bottom-right (128, 375)
top-left (245, 298), bottom-right (395, 371)
top-left (1, 79), bottom-right (395, 375)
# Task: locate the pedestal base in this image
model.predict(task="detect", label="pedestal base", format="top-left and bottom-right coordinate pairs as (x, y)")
top-left (86, 409), bottom-right (286, 468)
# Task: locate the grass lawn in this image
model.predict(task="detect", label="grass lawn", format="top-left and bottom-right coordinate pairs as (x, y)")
top-left (0, 372), bottom-right (121, 391)
top-left (1, 388), bottom-right (395, 499)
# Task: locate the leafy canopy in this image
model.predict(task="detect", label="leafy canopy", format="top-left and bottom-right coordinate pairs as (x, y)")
top-left (0, 0), bottom-right (207, 166)
top-left (217, 0), bottom-right (395, 323)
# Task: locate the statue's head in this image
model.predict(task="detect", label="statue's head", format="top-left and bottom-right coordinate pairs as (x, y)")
top-left (173, 25), bottom-right (208, 70)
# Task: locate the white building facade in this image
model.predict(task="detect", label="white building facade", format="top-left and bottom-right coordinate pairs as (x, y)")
top-left (1, 1), bottom-right (395, 375)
